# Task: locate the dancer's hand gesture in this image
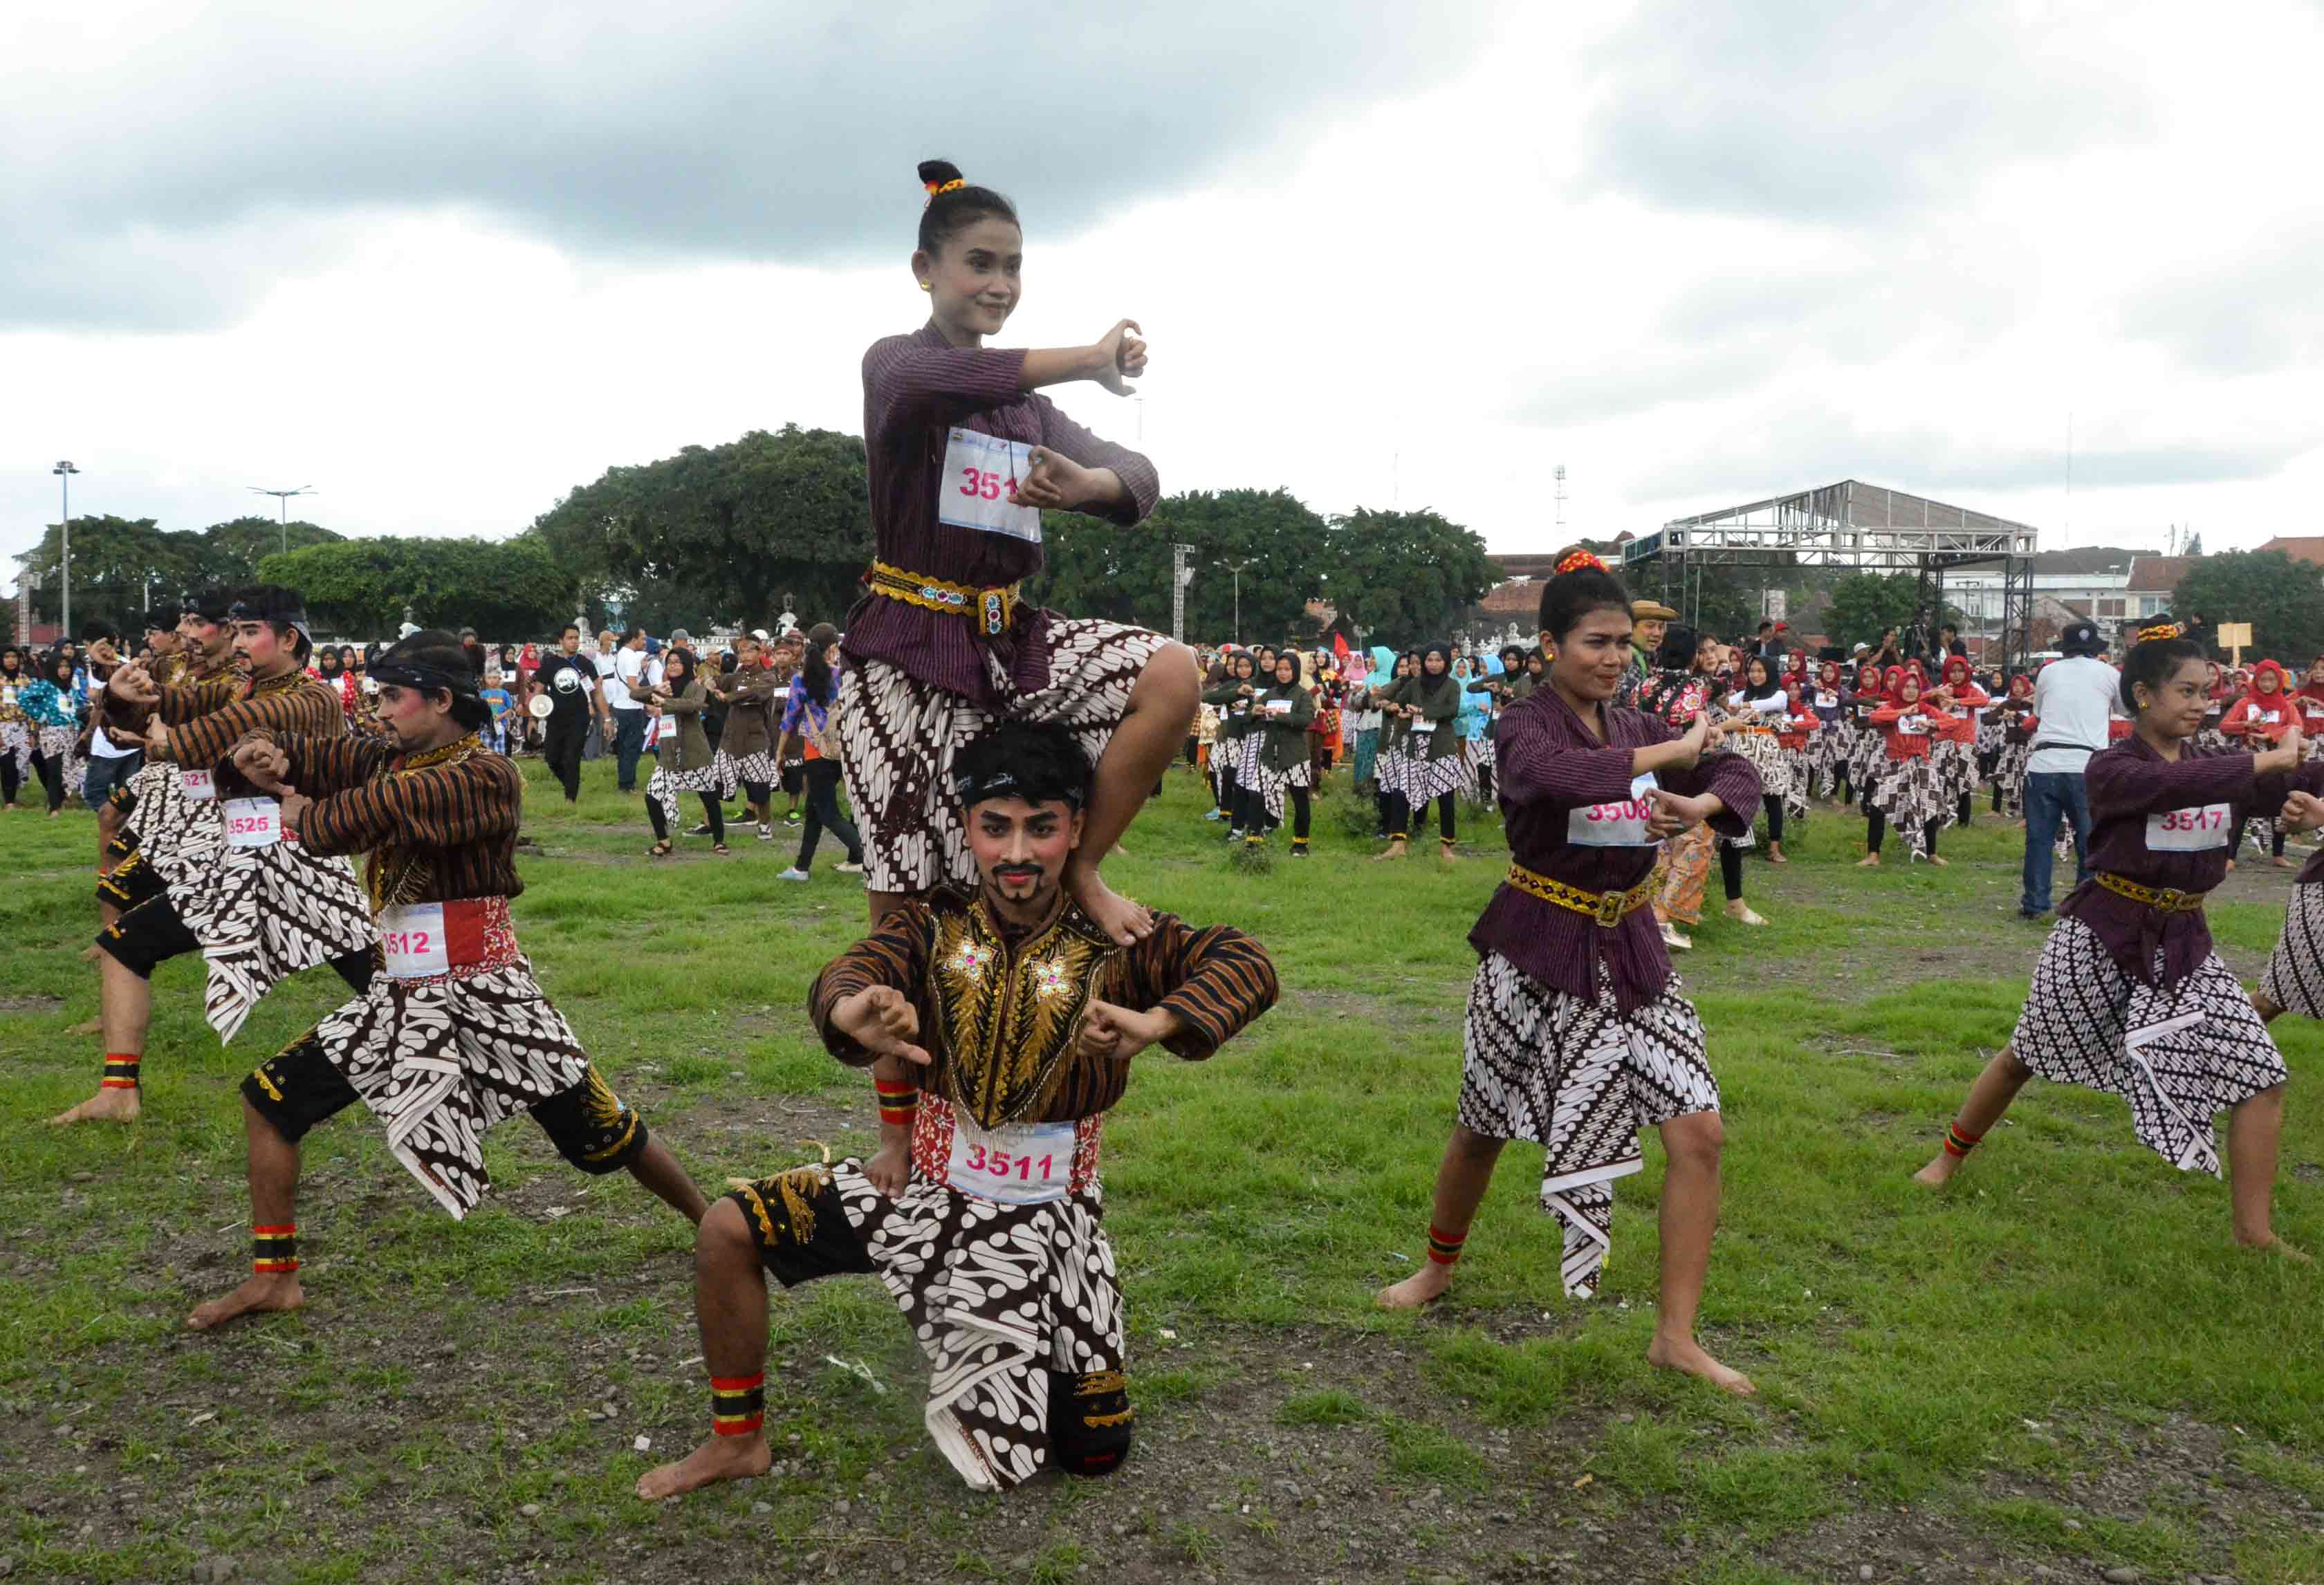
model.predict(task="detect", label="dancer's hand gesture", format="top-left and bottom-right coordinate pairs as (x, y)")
top-left (108, 662), bottom-right (158, 705)
top-left (232, 734), bottom-right (292, 792)
top-left (2262, 724), bottom-right (2305, 775)
top-left (1090, 319), bottom-right (1145, 396)
top-left (2280, 790), bottom-right (2324, 834)
top-left (1075, 999), bottom-right (1174, 1064)
top-left (1017, 448), bottom-right (1107, 511)
top-left (1645, 788), bottom-right (1718, 839)
top-left (833, 985), bottom-right (930, 1066)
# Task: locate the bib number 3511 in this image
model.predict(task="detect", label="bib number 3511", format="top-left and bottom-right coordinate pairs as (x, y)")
top-left (945, 1119), bottom-right (1074, 1205)
top-left (938, 429), bottom-right (1042, 544)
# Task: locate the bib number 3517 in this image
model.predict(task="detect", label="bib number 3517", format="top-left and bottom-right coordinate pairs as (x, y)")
top-left (2146, 804), bottom-right (2231, 852)
top-left (938, 429), bottom-right (1042, 544)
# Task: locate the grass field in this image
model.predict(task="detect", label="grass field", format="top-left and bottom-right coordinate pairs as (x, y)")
top-left (3, 757), bottom-right (2321, 1585)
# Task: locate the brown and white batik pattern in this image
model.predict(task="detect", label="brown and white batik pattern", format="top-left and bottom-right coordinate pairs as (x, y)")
top-left (0, 719), bottom-right (28, 788)
top-left (2011, 917), bottom-right (2287, 1176)
top-left (316, 958), bottom-right (592, 1218)
top-left (647, 759), bottom-right (727, 826)
top-left (116, 761), bottom-right (218, 882)
top-left (1457, 952), bottom-right (1720, 1299)
top-left (1869, 754), bottom-right (1948, 859)
top-left (1993, 739), bottom-right (2033, 819)
top-left (1246, 750), bottom-right (1313, 826)
top-left (1804, 724), bottom-right (1846, 801)
top-left (1722, 727), bottom-right (1796, 836)
top-left (2260, 881), bottom-right (2324, 1020)
top-left (824, 1158), bottom-right (1123, 1493)
top-left (38, 724), bottom-right (83, 805)
top-left (1373, 743), bottom-right (1412, 804)
top-left (729, 749), bottom-right (778, 790)
top-left (1930, 737), bottom-right (1975, 810)
top-left (834, 620), bottom-right (1167, 895)
top-left (1401, 741), bottom-right (1476, 808)
top-left (172, 835), bottom-right (378, 1043)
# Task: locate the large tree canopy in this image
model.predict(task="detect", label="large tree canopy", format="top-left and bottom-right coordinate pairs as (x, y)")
top-left (196, 516), bottom-right (341, 584)
top-left (1025, 488), bottom-right (1334, 645)
top-left (259, 535), bottom-right (576, 641)
top-left (12, 515), bottom-right (344, 635)
top-left (1326, 508), bottom-right (1500, 648)
top-left (2172, 549), bottom-right (2324, 665)
top-left (531, 425), bottom-right (872, 631)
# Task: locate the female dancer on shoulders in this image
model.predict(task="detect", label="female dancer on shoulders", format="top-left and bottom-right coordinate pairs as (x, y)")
top-left (1916, 619), bottom-right (2306, 1258)
top-left (1379, 551), bottom-right (1762, 1393)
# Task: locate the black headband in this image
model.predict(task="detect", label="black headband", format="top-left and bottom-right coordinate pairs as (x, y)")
top-left (949, 764), bottom-right (1087, 813)
top-left (227, 597), bottom-right (311, 645)
top-left (371, 658), bottom-right (480, 700)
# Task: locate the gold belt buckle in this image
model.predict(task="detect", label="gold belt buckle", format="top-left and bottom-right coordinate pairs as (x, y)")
top-left (1593, 889), bottom-right (1627, 927)
top-left (2153, 887), bottom-right (2188, 911)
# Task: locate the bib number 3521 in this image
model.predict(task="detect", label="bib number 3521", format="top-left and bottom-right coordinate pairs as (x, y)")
top-left (2146, 804), bottom-right (2231, 852)
top-left (938, 429), bottom-right (1042, 544)
top-left (945, 1119), bottom-right (1075, 1205)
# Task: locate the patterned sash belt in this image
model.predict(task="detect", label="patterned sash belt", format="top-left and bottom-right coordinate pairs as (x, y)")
top-left (868, 561), bottom-right (1021, 638)
top-left (1504, 862), bottom-right (1657, 927)
top-left (2093, 872), bottom-right (2207, 914)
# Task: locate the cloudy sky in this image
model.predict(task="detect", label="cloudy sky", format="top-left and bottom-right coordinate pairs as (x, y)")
top-left (7, 0), bottom-right (2321, 593)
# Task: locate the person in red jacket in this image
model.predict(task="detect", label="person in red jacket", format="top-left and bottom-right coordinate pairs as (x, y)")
top-left (1858, 670), bottom-right (1962, 866)
top-left (2223, 660), bottom-right (2298, 866)
top-left (1931, 655), bottom-right (1990, 831)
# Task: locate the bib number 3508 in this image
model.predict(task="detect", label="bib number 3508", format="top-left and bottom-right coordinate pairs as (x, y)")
top-left (938, 429), bottom-right (1042, 544)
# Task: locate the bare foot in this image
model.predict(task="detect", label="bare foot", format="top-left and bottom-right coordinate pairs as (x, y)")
top-left (78, 945), bottom-right (103, 963)
top-left (1911, 1151), bottom-right (1960, 1188)
top-left (2236, 1232), bottom-right (2314, 1263)
top-left (2274, 855), bottom-right (2298, 869)
top-left (50, 1087), bottom-right (140, 1127)
top-left (186, 1272), bottom-right (304, 1331)
top-left (1375, 1263), bottom-right (1452, 1310)
top-left (66, 1015), bottom-right (102, 1036)
top-left (1927, 855), bottom-right (1949, 868)
top-left (1724, 902), bottom-right (1767, 926)
top-left (1372, 840), bottom-right (1408, 862)
top-left (1767, 846), bottom-right (1787, 865)
top-left (1646, 1332), bottom-right (1756, 1396)
top-left (1066, 859), bottom-right (1152, 947)
top-left (1856, 853), bottom-right (1881, 868)
top-left (863, 1140), bottom-right (910, 1198)
top-left (637, 1432), bottom-right (772, 1500)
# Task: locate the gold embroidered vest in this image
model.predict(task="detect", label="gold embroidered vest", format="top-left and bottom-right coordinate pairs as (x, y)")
top-left (928, 891), bottom-right (1119, 1129)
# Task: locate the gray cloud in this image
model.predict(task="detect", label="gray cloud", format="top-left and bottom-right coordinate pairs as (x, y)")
top-left (1576, 0), bottom-right (2153, 222)
top-left (2120, 223), bottom-right (2324, 374)
top-left (3, 1), bottom-right (1489, 330)
top-left (1639, 404), bottom-right (2315, 508)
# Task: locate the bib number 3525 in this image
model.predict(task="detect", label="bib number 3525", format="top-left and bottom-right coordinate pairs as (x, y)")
top-left (223, 797), bottom-right (280, 849)
top-left (945, 1119), bottom-right (1075, 1205)
top-left (938, 428), bottom-right (1042, 544)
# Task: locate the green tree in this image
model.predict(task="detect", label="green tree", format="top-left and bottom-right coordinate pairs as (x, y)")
top-left (2170, 549), bottom-right (2324, 664)
top-left (531, 425), bottom-right (872, 629)
top-left (1823, 571), bottom-right (1925, 650)
top-left (259, 535), bottom-right (578, 641)
top-left (1023, 488), bottom-right (1333, 644)
top-left (1325, 508), bottom-right (1500, 647)
top-left (12, 515), bottom-right (208, 635)
top-left (197, 516), bottom-right (342, 586)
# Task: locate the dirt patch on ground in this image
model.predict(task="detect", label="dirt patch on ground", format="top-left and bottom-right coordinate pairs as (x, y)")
top-left (0, 994), bottom-right (64, 1013)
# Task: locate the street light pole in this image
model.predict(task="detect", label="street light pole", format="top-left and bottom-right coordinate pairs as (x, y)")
top-left (52, 461), bottom-right (78, 641)
top-left (250, 485), bottom-right (317, 558)
top-left (1217, 556), bottom-right (1254, 646)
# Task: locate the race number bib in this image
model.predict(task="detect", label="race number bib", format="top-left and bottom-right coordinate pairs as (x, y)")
top-left (2257, 710), bottom-right (2282, 725)
top-left (1409, 719), bottom-right (1437, 735)
top-left (2146, 804), bottom-right (2231, 851)
top-left (937, 428), bottom-right (1042, 543)
top-left (946, 1118), bottom-right (1076, 1205)
top-left (1567, 772), bottom-right (1660, 846)
top-left (1814, 691), bottom-right (1838, 709)
top-left (380, 902), bottom-right (450, 979)
top-left (179, 770), bottom-right (215, 801)
top-left (1898, 715), bottom-right (1929, 736)
top-left (1263, 698), bottom-right (1293, 715)
top-left (223, 797), bottom-right (279, 849)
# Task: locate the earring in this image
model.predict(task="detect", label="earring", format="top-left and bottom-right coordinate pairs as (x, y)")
top-left (919, 280), bottom-right (932, 292)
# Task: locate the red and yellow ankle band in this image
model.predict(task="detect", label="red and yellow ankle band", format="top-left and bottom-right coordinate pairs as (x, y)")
top-left (874, 1079), bottom-right (919, 1129)
top-left (100, 1053), bottom-right (140, 1091)
top-left (711, 1373), bottom-right (766, 1437)
top-left (1426, 1223), bottom-right (1467, 1266)
top-left (252, 1223), bottom-right (297, 1275)
top-left (1942, 1123), bottom-right (1982, 1158)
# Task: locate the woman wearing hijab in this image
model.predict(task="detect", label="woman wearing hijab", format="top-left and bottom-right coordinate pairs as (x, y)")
top-left (2222, 659), bottom-right (2299, 866)
top-left (1195, 656), bottom-right (1226, 818)
top-left (0, 645), bottom-right (29, 810)
top-left (1238, 648), bottom-right (1317, 854)
top-left (1805, 660), bottom-right (1849, 801)
top-left (1991, 672), bottom-right (2038, 818)
top-left (640, 647), bottom-right (728, 855)
top-left (20, 649), bottom-right (85, 815)
top-left (1203, 650), bottom-right (1262, 841)
top-left (1718, 655), bottom-right (1794, 865)
top-left (1453, 654), bottom-right (1495, 805)
top-left (1643, 627), bottom-right (1719, 947)
top-left (1377, 641), bottom-right (1471, 861)
top-left (1348, 645), bottom-right (1395, 796)
top-left (1842, 661), bottom-right (1890, 808)
top-left (1859, 665), bottom-right (1960, 865)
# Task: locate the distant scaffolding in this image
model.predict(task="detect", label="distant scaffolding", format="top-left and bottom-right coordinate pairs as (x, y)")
top-left (1622, 480), bottom-right (2039, 668)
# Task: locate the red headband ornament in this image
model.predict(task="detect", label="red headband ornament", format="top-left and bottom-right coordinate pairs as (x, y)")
top-left (924, 177), bottom-right (966, 203)
top-left (1556, 549), bottom-right (1607, 575)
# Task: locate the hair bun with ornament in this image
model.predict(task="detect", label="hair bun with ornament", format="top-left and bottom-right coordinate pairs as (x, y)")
top-left (1554, 548), bottom-right (1607, 576)
top-left (919, 159), bottom-right (967, 203)
top-left (2133, 615), bottom-right (2186, 645)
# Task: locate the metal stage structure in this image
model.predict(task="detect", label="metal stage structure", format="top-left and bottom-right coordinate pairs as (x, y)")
top-left (1621, 480), bottom-right (2038, 669)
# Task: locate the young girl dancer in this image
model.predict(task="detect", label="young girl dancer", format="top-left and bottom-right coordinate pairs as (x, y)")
top-left (1859, 667), bottom-right (1959, 866)
top-left (1370, 651), bottom-right (1417, 843)
top-left (1915, 620), bottom-right (2306, 1259)
top-left (840, 158), bottom-right (1193, 948)
top-left (1719, 656), bottom-right (1791, 864)
top-left (1378, 642), bottom-right (1470, 861)
top-left (1239, 649), bottom-right (1316, 855)
top-left (1203, 651), bottom-right (1260, 841)
top-left (2222, 660), bottom-right (2298, 866)
top-left (1378, 552), bottom-right (1762, 1393)
top-left (1931, 655), bottom-right (1989, 831)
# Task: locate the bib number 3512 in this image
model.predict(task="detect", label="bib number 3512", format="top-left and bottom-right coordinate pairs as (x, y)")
top-left (938, 429), bottom-right (1042, 544)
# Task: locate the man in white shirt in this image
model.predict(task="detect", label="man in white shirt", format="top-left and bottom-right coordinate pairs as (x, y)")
top-left (2020, 620), bottom-right (2118, 919)
top-left (605, 627), bottom-right (650, 792)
